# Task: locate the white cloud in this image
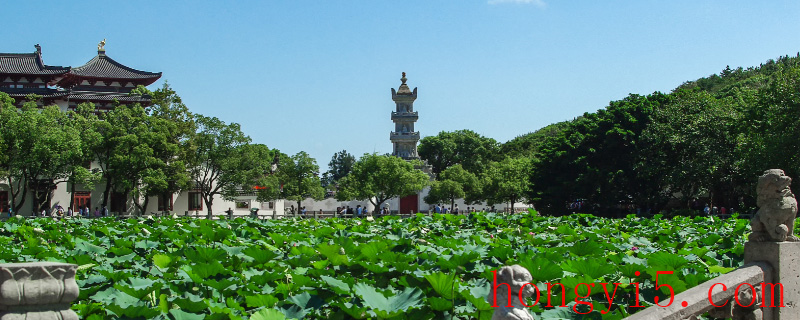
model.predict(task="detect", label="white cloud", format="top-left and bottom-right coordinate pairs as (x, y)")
top-left (488, 0), bottom-right (546, 7)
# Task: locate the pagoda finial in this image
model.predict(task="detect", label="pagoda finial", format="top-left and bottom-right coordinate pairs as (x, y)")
top-left (98, 39), bottom-right (106, 53)
top-left (401, 72), bottom-right (407, 84)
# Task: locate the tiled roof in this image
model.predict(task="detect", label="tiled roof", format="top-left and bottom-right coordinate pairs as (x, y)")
top-left (1, 87), bottom-right (69, 99)
top-left (0, 52), bottom-right (70, 75)
top-left (67, 91), bottom-right (151, 102)
top-left (70, 53), bottom-right (161, 81)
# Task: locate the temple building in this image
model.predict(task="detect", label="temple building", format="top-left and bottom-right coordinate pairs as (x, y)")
top-left (0, 42), bottom-right (289, 217)
top-left (0, 41), bottom-right (160, 110)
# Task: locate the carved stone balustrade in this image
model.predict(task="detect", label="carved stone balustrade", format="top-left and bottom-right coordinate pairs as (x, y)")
top-left (0, 262), bottom-right (79, 320)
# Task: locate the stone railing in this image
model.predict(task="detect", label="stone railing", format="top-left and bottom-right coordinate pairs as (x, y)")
top-left (0, 262), bottom-right (79, 320)
top-left (623, 241), bottom-right (799, 320)
top-left (490, 169), bottom-right (800, 320)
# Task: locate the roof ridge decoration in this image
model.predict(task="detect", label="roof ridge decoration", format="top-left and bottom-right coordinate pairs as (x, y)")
top-left (98, 39), bottom-right (106, 54)
top-left (397, 72), bottom-right (413, 95)
top-left (0, 45), bottom-right (70, 75)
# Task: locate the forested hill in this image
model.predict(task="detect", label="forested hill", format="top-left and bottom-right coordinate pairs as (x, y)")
top-left (678, 53), bottom-right (800, 97)
top-left (507, 52), bottom-right (800, 216)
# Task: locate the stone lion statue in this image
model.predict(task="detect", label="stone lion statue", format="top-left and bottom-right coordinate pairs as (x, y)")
top-left (488, 265), bottom-right (536, 320)
top-left (749, 169), bottom-right (799, 242)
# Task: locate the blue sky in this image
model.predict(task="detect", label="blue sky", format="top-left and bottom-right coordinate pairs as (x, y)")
top-left (4, 1), bottom-right (800, 167)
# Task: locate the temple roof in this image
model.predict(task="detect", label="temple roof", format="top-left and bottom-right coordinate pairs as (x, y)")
top-left (2, 87), bottom-right (69, 99)
top-left (67, 90), bottom-right (151, 102)
top-left (0, 52), bottom-right (70, 75)
top-left (66, 52), bottom-right (162, 83)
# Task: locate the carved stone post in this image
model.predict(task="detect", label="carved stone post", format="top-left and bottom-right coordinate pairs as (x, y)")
top-left (744, 242), bottom-right (800, 320)
top-left (744, 169), bottom-right (800, 320)
top-left (0, 262), bottom-right (79, 320)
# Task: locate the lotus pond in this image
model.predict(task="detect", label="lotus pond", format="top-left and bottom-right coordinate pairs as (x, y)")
top-left (0, 212), bottom-right (756, 319)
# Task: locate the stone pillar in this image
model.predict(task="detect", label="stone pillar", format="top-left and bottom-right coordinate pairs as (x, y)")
top-left (0, 262), bottom-right (79, 320)
top-left (745, 242), bottom-right (800, 320)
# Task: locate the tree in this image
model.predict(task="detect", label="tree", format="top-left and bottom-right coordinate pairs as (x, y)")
top-left (324, 150), bottom-right (355, 187)
top-left (528, 93), bottom-right (668, 216)
top-left (483, 157), bottom-right (532, 213)
top-left (275, 151), bottom-right (325, 214)
top-left (188, 115), bottom-right (253, 216)
top-left (0, 96), bottom-right (84, 214)
top-left (129, 84), bottom-right (195, 214)
top-left (418, 129), bottom-right (500, 175)
top-left (638, 89), bottom-right (742, 209)
top-left (0, 93), bottom-right (24, 213)
top-left (500, 121), bottom-right (571, 158)
top-left (423, 164), bottom-right (481, 210)
top-left (740, 65), bottom-right (800, 184)
top-left (336, 154), bottom-right (429, 211)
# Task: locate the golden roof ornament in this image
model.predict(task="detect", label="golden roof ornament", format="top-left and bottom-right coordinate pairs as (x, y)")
top-left (98, 39), bottom-right (106, 52)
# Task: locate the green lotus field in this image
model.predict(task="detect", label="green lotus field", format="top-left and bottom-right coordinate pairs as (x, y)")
top-left (0, 212), bottom-right (756, 319)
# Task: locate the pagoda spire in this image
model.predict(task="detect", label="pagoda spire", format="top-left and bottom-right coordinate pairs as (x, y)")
top-left (390, 72), bottom-right (420, 160)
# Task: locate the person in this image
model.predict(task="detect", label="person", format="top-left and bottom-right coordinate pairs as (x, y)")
top-left (454, 204), bottom-right (459, 215)
top-left (67, 207), bottom-right (73, 217)
top-left (703, 205), bottom-right (710, 216)
top-left (720, 207), bottom-right (727, 215)
top-left (94, 207), bottom-right (100, 217)
top-left (346, 206), bottom-right (353, 217)
top-left (318, 209), bottom-right (323, 218)
top-left (226, 207), bottom-right (233, 219)
top-left (434, 205), bottom-right (440, 213)
top-left (41, 209), bottom-right (46, 217)
top-left (301, 206), bottom-right (307, 217)
top-left (102, 205), bottom-right (108, 217)
top-left (356, 205), bottom-right (362, 217)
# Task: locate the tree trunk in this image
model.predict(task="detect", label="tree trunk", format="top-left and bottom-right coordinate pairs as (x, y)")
top-left (204, 194), bottom-right (214, 218)
top-left (297, 200), bottom-right (302, 218)
top-left (102, 177), bottom-right (112, 208)
top-left (141, 196), bottom-right (150, 216)
top-left (68, 180), bottom-right (75, 212)
top-left (10, 178), bottom-right (26, 215)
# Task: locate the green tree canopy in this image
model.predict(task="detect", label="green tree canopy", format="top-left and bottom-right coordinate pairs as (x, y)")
top-left (423, 164), bottom-right (481, 210)
top-left (275, 151), bottom-right (325, 214)
top-left (483, 157), bottom-right (532, 213)
top-left (336, 154), bottom-right (429, 211)
top-left (324, 150), bottom-right (355, 187)
top-left (0, 96), bottom-right (84, 213)
top-left (637, 89), bottom-right (743, 209)
top-left (417, 129), bottom-right (500, 176)
top-left (188, 115), bottom-right (254, 216)
top-left (500, 121), bottom-right (571, 158)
